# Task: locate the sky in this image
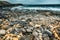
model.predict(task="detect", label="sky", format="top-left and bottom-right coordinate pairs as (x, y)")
top-left (7, 0), bottom-right (60, 4)
top-left (0, 0), bottom-right (60, 4)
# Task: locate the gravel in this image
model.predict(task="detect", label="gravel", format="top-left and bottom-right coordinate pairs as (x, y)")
top-left (0, 9), bottom-right (60, 40)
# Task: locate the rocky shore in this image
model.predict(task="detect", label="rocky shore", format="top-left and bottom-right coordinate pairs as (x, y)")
top-left (0, 9), bottom-right (60, 40)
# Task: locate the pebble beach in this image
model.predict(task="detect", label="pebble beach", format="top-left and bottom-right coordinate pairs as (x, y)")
top-left (0, 9), bottom-right (60, 40)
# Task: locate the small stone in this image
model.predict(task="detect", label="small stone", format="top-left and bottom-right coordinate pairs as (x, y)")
top-left (0, 19), bottom-right (2, 21)
top-left (3, 34), bottom-right (19, 40)
top-left (19, 37), bottom-right (25, 40)
top-left (28, 27), bottom-right (34, 30)
top-left (32, 31), bottom-right (38, 36)
top-left (13, 24), bottom-right (22, 28)
top-left (42, 34), bottom-right (50, 40)
top-left (19, 21), bottom-right (28, 26)
top-left (45, 12), bottom-right (51, 16)
top-left (10, 17), bottom-right (18, 21)
top-left (24, 26), bottom-right (28, 29)
top-left (10, 28), bottom-right (20, 34)
top-left (26, 18), bottom-right (32, 23)
top-left (9, 22), bottom-right (14, 26)
top-left (26, 29), bottom-right (32, 32)
top-left (21, 19), bottom-right (26, 21)
top-left (12, 38), bottom-right (18, 40)
top-left (35, 24), bottom-right (41, 28)
top-left (0, 29), bottom-right (6, 34)
top-left (36, 29), bottom-right (41, 33)
top-left (1, 24), bottom-right (9, 28)
top-left (44, 29), bottom-right (52, 37)
top-left (20, 28), bottom-right (26, 32)
top-left (29, 22), bottom-right (34, 26)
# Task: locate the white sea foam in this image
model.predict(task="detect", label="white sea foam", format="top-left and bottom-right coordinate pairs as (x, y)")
top-left (11, 6), bottom-right (60, 11)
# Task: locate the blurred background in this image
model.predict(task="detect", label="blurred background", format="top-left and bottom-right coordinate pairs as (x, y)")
top-left (0, 0), bottom-right (60, 4)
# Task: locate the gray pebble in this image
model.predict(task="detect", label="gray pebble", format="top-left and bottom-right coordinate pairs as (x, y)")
top-left (44, 29), bottom-right (52, 37)
top-left (28, 27), bottom-right (33, 30)
top-left (20, 28), bottom-right (26, 32)
top-left (10, 28), bottom-right (21, 34)
top-left (19, 36), bottom-right (25, 40)
top-left (26, 29), bottom-right (32, 32)
top-left (32, 31), bottom-right (38, 36)
top-left (0, 19), bottom-right (2, 21)
top-left (36, 29), bottom-right (41, 33)
top-left (42, 34), bottom-right (50, 40)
